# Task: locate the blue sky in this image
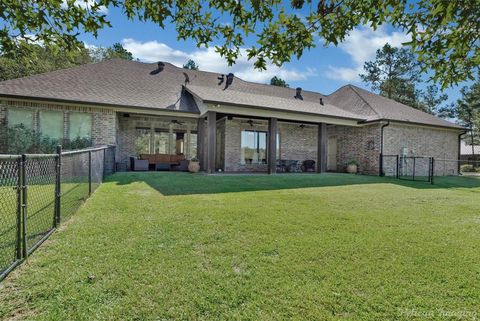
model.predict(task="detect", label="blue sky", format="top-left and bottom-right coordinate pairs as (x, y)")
top-left (78, 4), bottom-right (468, 104)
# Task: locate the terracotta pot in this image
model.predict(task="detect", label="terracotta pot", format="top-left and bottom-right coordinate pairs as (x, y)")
top-left (346, 164), bottom-right (358, 174)
top-left (188, 161), bottom-right (200, 173)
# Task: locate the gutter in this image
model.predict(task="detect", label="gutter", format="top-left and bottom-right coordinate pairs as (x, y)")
top-left (379, 121), bottom-right (390, 176)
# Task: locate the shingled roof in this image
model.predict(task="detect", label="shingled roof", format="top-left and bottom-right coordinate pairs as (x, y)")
top-left (0, 59), bottom-right (463, 129)
top-left (327, 85), bottom-right (463, 129)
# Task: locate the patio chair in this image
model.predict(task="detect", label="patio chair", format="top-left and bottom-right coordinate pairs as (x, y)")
top-left (301, 160), bottom-right (316, 172)
top-left (130, 157), bottom-right (149, 171)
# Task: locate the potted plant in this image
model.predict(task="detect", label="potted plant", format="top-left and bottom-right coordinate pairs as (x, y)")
top-left (188, 157), bottom-right (200, 173)
top-left (346, 159), bottom-right (359, 174)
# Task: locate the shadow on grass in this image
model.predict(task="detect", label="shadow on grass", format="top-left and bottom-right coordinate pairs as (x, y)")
top-left (105, 172), bottom-right (480, 196)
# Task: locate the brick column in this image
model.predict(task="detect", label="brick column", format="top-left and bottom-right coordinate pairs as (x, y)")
top-left (268, 117), bottom-right (277, 174)
top-left (317, 123), bottom-right (327, 173)
top-left (197, 117), bottom-right (205, 171)
top-left (207, 111), bottom-right (216, 173)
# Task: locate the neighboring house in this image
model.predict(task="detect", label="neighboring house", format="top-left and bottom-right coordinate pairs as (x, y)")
top-left (0, 59), bottom-right (464, 175)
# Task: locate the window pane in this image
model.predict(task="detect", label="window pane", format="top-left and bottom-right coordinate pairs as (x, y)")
top-left (154, 132), bottom-right (169, 154)
top-left (69, 112), bottom-right (92, 140)
top-left (40, 110), bottom-right (63, 140)
top-left (8, 108), bottom-right (33, 129)
top-left (189, 133), bottom-right (197, 159)
top-left (174, 132), bottom-right (184, 155)
top-left (241, 131), bottom-right (267, 164)
top-left (135, 129), bottom-right (151, 154)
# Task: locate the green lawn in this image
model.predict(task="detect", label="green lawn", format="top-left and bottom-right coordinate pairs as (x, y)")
top-left (1, 173), bottom-right (480, 320)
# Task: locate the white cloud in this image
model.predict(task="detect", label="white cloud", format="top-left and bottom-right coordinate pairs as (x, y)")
top-left (326, 26), bottom-right (410, 82)
top-left (122, 38), bottom-right (316, 83)
top-left (61, 0), bottom-right (108, 14)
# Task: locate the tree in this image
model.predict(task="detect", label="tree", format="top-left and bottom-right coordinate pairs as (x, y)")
top-left (0, 41), bottom-right (92, 81)
top-left (419, 85), bottom-right (448, 115)
top-left (360, 43), bottom-right (423, 109)
top-left (439, 82), bottom-right (480, 155)
top-left (270, 76), bottom-right (289, 87)
top-left (183, 59), bottom-right (199, 70)
top-left (1, 1), bottom-right (479, 87)
top-left (90, 43), bottom-right (133, 62)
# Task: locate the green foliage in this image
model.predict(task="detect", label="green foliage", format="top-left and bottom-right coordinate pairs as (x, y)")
top-left (360, 43), bottom-right (424, 109)
top-left (460, 164), bottom-right (480, 173)
top-left (6, 124), bottom-right (91, 154)
top-left (1, 1), bottom-right (478, 87)
top-left (347, 159), bottom-right (359, 166)
top-left (90, 42), bottom-right (134, 62)
top-left (419, 84), bottom-right (448, 114)
top-left (182, 59), bottom-right (199, 70)
top-left (439, 82), bottom-right (480, 149)
top-left (270, 76), bottom-right (289, 87)
top-left (0, 41), bottom-right (92, 81)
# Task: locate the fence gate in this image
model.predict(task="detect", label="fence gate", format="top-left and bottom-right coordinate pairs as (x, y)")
top-left (0, 145), bottom-right (115, 281)
top-left (380, 154), bottom-right (434, 184)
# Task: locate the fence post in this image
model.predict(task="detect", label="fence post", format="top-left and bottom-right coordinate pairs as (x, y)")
top-left (412, 157), bottom-right (416, 181)
top-left (55, 145), bottom-right (62, 226)
top-left (15, 157), bottom-right (23, 260)
top-left (431, 158), bottom-right (435, 185)
top-left (88, 150), bottom-right (92, 196)
top-left (20, 154), bottom-right (27, 259)
top-left (103, 147), bottom-right (106, 180)
top-left (396, 155), bottom-right (399, 179)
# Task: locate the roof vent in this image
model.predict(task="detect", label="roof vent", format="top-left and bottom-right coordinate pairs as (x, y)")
top-left (294, 87), bottom-right (303, 100)
top-left (319, 98), bottom-right (324, 105)
top-left (218, 74), bottom-right (225, 85)
top-left (224, 73), bottom-right (234, 90)
top-left (150, 62), bottom-right (165, 75)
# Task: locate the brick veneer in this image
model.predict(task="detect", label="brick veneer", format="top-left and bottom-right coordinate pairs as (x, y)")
top-left (223, 118), bottom-right (318, 172)
top-left (327, 123), bottom-right (382, 175)
top-left (383, 123), bottom-right (460, 175)
top-left (117, 113), bottom-right (197, 170)
top-left (0, 100), bottom-right (116, 153)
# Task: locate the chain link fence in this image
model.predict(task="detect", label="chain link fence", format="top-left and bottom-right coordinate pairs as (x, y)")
top-left (0, 145), bottom-right (115, 281)
top-left (380, 154), bottom-right (434, 184)
top-left (435, 159), bottom-right (480, 176)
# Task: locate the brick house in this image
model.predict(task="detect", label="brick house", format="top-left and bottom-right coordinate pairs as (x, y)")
top-left (0, 59), bottom-right (465, 175)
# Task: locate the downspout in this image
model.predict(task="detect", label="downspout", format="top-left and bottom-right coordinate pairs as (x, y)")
top-left (458, 130), bottom-right (467, 175)
top-left (379, 121), bottom-right (390, 176)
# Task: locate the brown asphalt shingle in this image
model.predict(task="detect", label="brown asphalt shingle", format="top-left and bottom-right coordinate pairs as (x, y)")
top-left (0, 59), bottom-right (463, 129)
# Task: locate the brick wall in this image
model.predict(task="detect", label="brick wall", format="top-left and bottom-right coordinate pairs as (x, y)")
top-left (0, 99), bottom-right (116, 153)
top-left (383, 123), bottom-right (460, 175)
top-left (328, 124), bottom-right (382, 175)
top-left (117, 113), bottom-right (197, 170)
top-left (223, 118), bottom-right (318, 172)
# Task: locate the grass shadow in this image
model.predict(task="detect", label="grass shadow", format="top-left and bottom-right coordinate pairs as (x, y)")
top-left (106, 172), bottom-right (480, 196)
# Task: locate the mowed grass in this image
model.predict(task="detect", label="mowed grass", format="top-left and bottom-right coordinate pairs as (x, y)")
top-left (1, 173), bottom-right (480, 320)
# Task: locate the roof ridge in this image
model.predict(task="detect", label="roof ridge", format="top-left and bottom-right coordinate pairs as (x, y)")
top-left (346, 84), bottom-right (383, 118)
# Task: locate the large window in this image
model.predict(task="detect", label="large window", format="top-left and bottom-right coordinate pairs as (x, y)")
top-left (240, 130), bottom-right (280, 165)
top-left (69, 112), bottom-right (92, 140)
top-left (8, 108), bottom-right (33, 129)
top-left (154, 131), bottom-right (169, 154)
top-left (241, 131), bottom-right (267, 164)
top-left (39, 110), bottom-right (63, 140)
top-left (135, 128), bottom-right (151, 154)
top-left (189, 133), bottom-right (198, 159)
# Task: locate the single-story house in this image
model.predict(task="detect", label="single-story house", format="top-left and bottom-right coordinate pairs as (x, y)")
top-left (0, 59), bottom-right (465, 175)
